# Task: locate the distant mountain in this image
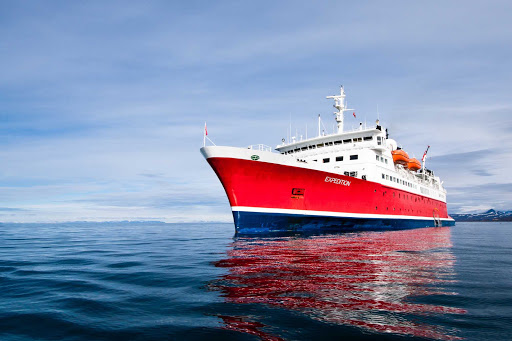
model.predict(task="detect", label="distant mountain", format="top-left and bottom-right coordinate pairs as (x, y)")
top-left (450, 209), bottom-right (512, 222)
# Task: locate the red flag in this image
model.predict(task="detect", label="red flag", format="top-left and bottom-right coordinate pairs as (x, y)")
top-left (205, 122), bottom-right (208, 136)
top-left (353, 112), bottom-right (356, 118)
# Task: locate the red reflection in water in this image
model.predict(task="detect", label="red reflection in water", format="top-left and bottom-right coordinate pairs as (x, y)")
top-left (212, 227), bottom-right (466, 340)
top-left (218, 315), bottom-right (285, 341)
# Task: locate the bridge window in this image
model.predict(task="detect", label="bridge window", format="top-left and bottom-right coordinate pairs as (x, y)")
top-left (350, 155), bottom-right (358, 160)
top-left (336, 156), bottom-right (343, 162)
top-left (344, 171), bottom-right (358, 177)
top-left (343, 139), bottom-right (351, 143)
top-left (364, 136), bottom-right (373, 141)
top-left (323, 158), bottom-right (330, 163)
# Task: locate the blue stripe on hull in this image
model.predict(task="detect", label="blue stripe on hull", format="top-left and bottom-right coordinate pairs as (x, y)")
top-left (233, 211), bottom-right (455, 234)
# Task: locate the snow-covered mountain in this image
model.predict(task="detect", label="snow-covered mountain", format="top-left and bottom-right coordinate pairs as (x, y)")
top-left (450, 209), bottom-right (512, 222)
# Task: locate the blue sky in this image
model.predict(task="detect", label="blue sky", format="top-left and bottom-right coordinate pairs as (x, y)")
top-left (1, 1), bottom-right (511, 222)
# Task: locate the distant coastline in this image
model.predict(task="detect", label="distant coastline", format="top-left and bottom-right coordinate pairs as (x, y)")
top-left (450, 209), bottom-right (512, 222)
top-left (2, 213), bottom-right (511, 224)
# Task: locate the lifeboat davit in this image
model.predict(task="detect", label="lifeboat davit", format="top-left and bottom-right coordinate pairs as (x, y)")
top-left (391, 149), bottom-right (409, 165)
top-left (407, 158), bottom-right (421, 171)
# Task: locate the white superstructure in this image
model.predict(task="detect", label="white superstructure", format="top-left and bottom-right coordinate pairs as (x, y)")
top-left (254, 86), bottom-right (447, 202)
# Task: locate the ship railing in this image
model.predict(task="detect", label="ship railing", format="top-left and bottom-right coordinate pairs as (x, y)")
top-left (247, 144), bottom-right (273, 152)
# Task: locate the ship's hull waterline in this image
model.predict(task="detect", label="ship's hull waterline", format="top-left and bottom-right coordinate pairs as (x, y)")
top-left (233, 210), bottom-right (455, 234)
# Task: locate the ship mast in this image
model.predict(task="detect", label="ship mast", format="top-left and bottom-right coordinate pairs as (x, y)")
top-left (326, 86), bottom-right (354, 134)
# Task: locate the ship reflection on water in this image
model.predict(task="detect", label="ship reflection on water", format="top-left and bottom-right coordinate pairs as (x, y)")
top-left (211, 227), bottom-right (466, 340)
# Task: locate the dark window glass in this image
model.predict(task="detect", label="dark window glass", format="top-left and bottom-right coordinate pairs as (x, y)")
top-left (336, 156), bottom-right (343, 162)
top-left (350, 155), bottom-right (358, 160)
top-left (323, 158), bottom-right (330, 163)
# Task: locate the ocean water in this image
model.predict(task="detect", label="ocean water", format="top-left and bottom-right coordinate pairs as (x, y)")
top-left (0, 222), bottom-right (511, 340)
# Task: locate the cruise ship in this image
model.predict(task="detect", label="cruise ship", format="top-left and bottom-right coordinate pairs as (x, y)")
top-left (200, 86), bottom-right (455, 233)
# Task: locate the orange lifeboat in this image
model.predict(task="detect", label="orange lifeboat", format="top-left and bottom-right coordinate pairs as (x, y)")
top-left (407, 158), bottom-right (421, 171)
top-left (391, 149), bottom-right (409, 165)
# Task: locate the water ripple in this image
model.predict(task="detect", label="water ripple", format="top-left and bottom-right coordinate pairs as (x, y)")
top-left (0, 222), bottom-right (511, 340)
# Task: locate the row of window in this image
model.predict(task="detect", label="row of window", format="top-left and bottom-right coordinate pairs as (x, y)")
top-left (420, 187), bottom-right (430, 195)
top-left (376, 187), bottom-right (432, 203)
top-left (282, 136), bottom-right (375, 155)
top-left (381, 173), bottom-right (417, 189)
top-left (377, 189), bottom-right (435, 206)
top-left (322, 155), bottom-right (358, 163)
top-left (375, 155), bottom-right (389, 164)
top-left (375, 207), bottom-right (436, 213)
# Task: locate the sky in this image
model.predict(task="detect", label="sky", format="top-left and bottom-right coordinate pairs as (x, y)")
top-left (1, 0), bottom-right (511, 222)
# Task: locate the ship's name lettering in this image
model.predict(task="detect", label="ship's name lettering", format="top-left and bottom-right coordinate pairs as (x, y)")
top-left (324, 176), bottom-right (351, 186)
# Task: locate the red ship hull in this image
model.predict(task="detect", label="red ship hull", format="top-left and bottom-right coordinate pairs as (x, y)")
top-left (207, 157), bottom-right (454, 233)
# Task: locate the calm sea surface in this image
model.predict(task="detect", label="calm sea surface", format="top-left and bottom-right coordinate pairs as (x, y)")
top-left (0, 222), bottom-right (511, 340)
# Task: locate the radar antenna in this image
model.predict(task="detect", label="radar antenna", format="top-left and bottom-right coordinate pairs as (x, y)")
top-left (326, 85), bottom-right (354, 133)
